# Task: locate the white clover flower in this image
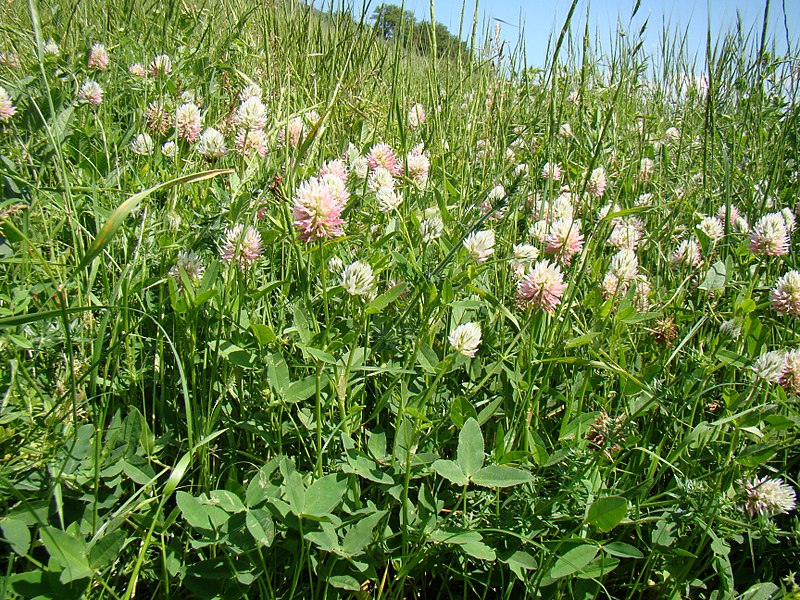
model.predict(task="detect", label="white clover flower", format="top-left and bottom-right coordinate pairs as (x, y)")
top-left (368, 166), bottom-right (394, 191)
top-left (78, 81), bottom-right (103, 105)
top-left (420, 215), bottom-right (444, 243)
top-left (463, 229), bottom-right (495, 263)
top-left (43, 39), bottom-right (60, 57)
top-left (196, 127), bottom-right (227, 159)
top-left (150, 54), bottom-right (172, 76)
top-left (351, 155), bottom-right (369, 180)
top-left (376, 186), bottom-right (402, 213)
top-left (609, 248), bottom-right (639, 281)
top-left (328, 256), bottom-right (344, 274)
top-left (513, 244), bottom-right (540, 262)
top-left (236, 96), bottom-right (267, 131)
top-left (130, 133), bottom-right (154, 156)
top-left (752, 351), bottom-right (787, 384)
top-left (448, 322), bottom-right (482, 358)
top-left (697, 216), bottom-right (724, 241)
top-left (340, 261), bottom-right (375, 297)
top-left (407, 103), bottom-right (425, 129)
top-left (240, 82), bottom-right (262, 101)
top-left (162, 141), bottom-right (178, 158)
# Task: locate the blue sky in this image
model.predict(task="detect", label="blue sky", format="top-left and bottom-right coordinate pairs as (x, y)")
top-left (345, 0), bottom-right (799, 69)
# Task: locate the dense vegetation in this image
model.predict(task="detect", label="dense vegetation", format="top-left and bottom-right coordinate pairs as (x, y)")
top-left (0, 0), bottom-right (799, 597)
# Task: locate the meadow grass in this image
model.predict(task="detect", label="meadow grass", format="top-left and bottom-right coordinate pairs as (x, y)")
top-left (0, 0), bottom-right (798, 597)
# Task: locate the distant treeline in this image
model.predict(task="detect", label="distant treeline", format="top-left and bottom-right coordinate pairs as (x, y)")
top-left (371, 3), bottom-right (470, 60)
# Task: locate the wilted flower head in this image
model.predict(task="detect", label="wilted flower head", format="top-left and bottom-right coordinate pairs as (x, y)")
top-left (586, 166), bottom-right (607, 197)
top-left (752, 350), bottom-right (787, 384)
top-left (720, 317), bottom-right (743, 339)
top-left (463, 229), bottom-right (495, 263)
top-left (0, 87), bottom-right (17, 122)
top-left (541, 161), bottom-right (562, 181)
top-left (407, 103), bottom-right (426, 129)
top-left (448, 322), bottom-right (482, 358)
top-left (150, 54), bottom-right (172, 76)
top-left (130, 133), bottom-right (154, 155)
top-left (672, 238), bottom-right (701, 267)
top-left (420, 215), bottom-right (444, 243)
top-left (367, 143), bottom-right (401, 176)
top-left (517, 259), bottom-right (567, 313)
top-left (146, 101), bottom-right (169, 136)
top-left (559, 122), bottom-right (572, 138)
top-left (88, 43), bottom-right (109, 70)
top-left (169, 251), bottom-right (205, 287)
top-left (220, 224), bottom-right (262, 268)
top-left (771, 270), bottom-right (800, 317)
top-left (0, 52), bottom-right (19, 68)
top-left (78, 81), bottom-right (103, 105)
top-left (744, 476), bottom-right (796, 518)
top-left (638, 158), bottom-right (655, 183)
top-left (292, 176), bottom-right (346, 243)
top-left (236, 96), bottom-right (267, 131)
top-left (781, 350), bottom-right (800, 395)
top-left (340, 261), bottom-right (375, 297)
top-left (750, 212), bottom-right (789, 256)
top-left (196, 127), bottom-right (227, 159)
top-left (176, 103), bottom-right (202, 143)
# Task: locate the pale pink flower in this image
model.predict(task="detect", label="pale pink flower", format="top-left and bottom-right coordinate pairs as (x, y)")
top-left (541, 161), bottom-right (562, 181)
top-left (608, 217), bottom-right (643, 250)
top-left (750, 213), bottom-right (789, 256)
top-left (744, 476), bottom-right (796, 517)
top-left (176, 103), bottom-right (202, 143)
top-left (463, 230), bottom-right (495, 263)
top-left (672, 238), bottom-right (701, 266)
top-left (697, 216), bottom-right (724, 242)
top-left (129, 63), bottom-right (147, 78)
top-left (517, 259), bottom-right (567, 313)
top-left (545, 219), bottom-right (584, 265)
top-left (586, 166), bottom-right (607, 197)
top-left (278, 116), bottom-right (305, 148)
top-left (367, 143), bottom-right (401, 176)
top-left (78, 81), bottom-right (103, 105)
top-left (638, 158), bottom-right (655, 183)
top-left (220, 224), bottom-right (262, 268)
top-left (88, 43), bottom-right (109, 70)
top-left (771, 271), bottom-right (800, 317)
top-left (0, 87), bottom-right (16, 122)
top-left (407, 103), bottom-right (426, 129)
top-left (406, 150), bottom-right (430, 189)
top-left (150, 54), bottom-right (172, 77)
top-left (235, 128), bottom-right (267, 157)
top-left (781, 350), bottom-right (800, 395)
top-left (319, 159), bottom-right (349, 184)
top-left (292, 177), bottom-right (346, 243)
top-left (235, 96), bottom-right (267, 131)
top-left (716, 204), bottom-right (741, 227)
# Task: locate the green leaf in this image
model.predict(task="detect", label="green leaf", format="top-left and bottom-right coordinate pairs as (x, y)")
top-left (285, 471), bottom-right (306, 516)
top-left (461, 540), bottom-right (497, 561)
top-left (471, 465), bottom-right (532, 488)
top-left (431, 459), bottom-right (468, 486)
top-left (342, 510), bottom-right (386, 555)
top-left (303, 346), bottom-right (336, 364)
top-left (575, 555), bottom-right (620, 579)
top-left (603, 541), bottom-right (644, 559)
top-left (565, 332), bottom-right (601, 348)
top-left (76, 169), bottom-right (232, 273)
top-left (213, 340), bottom-right (255, 368)
top-left (303, 475), bottom-right (347, 518)
top-left (549, 545), bottom-right (598, 579)
top-left (40, 526), bottom-right (93, 583)
top-left (210, 490), bottom-right (246, 513)
top-left (698, 260), bottom-right (726, 292)
top-left (652, 519), bottom-right (676, 547)
top-left (1, 518), bottom-right (31, 556)
top-left (366, 282), bottom-right (407, 314)
top-left (246, 509), bottom-right (275, 547)
top-left (737, 442), bottom-right (781, 467)
top-left (586, 496), bottom-right (627, 532)
top-left (88, 530), bottom-right (126, 570)
top-left (450, 396), bottom-right (477, 428)
top-left (457, 418), bottom-right (484, 478)
top-left (251, 323), bottom-right (276, 346)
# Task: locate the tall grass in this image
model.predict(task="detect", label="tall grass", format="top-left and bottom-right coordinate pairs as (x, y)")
top-left (0, 0), bottom-right (798, 597)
